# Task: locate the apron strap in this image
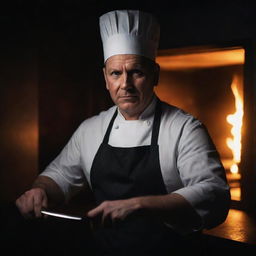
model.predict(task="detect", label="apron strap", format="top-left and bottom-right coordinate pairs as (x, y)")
top-left (103, 108), bottom-right (118, 144)
top-left (151, 99), bottom-right (162, 146)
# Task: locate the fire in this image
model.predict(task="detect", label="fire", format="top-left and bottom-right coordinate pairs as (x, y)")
top-left (226, 76), bottom-right (243, 174)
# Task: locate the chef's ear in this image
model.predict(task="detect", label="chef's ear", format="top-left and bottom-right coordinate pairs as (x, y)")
top-left (153, 63), bottom-right (160, 87)
top-left (103, 66), bottom-right (110, 90)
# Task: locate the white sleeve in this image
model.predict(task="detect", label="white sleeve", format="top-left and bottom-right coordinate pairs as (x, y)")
top-left (40, 123), bottom-right (86, 201)
top-left (173, 117), bottom-right (231, 230)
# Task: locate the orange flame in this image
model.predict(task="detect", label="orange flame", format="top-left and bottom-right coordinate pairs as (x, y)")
top-left (226, 76), bottom-right (243, 174)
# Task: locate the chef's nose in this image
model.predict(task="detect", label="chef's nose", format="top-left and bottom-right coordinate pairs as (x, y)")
top-left (120, 73), bottom-right (132, 90)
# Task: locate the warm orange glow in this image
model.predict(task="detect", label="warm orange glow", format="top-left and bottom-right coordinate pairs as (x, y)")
top-left (156, 46), bottom-right (245, 202)
top-left (156, 48), bottom-right (244, 70)
top-left (226, 75), bottom-right (244, 174)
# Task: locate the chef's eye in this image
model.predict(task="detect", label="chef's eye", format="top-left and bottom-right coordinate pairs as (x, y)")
top-left (130, 69), bottom-right (144, 77)
top-left (110, 71), bottom-right (122, 76)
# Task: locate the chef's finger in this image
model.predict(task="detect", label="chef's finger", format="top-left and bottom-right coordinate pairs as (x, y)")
top-left (17, 193), bottom-right (34, 218)
top-left (101, 208), bottom-right (111, 224)
top-left (41, 196), bottom-right (48, 218)
top-left (42, 194), bottom-right (48, 209)
top-left (33, 194), bottom-right (43, 218)
top-left (87, 204), bottom-right (104, 218)
top-left (15, 196), bottom-right (27, 215)
top-left (24, 191), bottom-right (35, 214)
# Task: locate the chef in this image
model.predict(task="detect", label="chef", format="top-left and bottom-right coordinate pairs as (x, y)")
top-left (16, 9), bottom-right (231, 255)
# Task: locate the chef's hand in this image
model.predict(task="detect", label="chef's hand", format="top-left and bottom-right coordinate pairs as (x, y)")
top-left (87, 198), bottom-right (141, 225)
top-left (15, 188), bottom-right (48, 219)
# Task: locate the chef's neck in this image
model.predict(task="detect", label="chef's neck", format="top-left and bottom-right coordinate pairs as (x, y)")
top-left (119, 111), bottom-right (142, 120)
top-left (118, 95), bottom-right (156, 120)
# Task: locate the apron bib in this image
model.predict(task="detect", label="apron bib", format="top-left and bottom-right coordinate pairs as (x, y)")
top-left (90, 100), bottom-right (194, 255)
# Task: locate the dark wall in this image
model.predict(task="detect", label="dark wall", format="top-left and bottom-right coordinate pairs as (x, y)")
top-left (1, 0), bottom-right (256, 203)
top-left (37, 12), bottom-right (113, 170)
top-left (0, 14), bottom-right (38, 203)
top-left (157, 1), bottom-right (256, 48)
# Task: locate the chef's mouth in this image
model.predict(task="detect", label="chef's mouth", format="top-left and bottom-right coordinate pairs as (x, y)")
top-left (119, 95), bottom-right (138, 99)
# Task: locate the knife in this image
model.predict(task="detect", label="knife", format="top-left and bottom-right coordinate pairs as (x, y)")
top-left (41, 209), bottom-right (86, 221)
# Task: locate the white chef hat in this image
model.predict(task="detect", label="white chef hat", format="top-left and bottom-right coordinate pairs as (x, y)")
top-left (99, 9), bottom-right (160, 62)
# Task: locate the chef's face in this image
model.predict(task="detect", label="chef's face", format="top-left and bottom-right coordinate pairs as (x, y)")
top-left (103, 54), bottom-right (159, 120)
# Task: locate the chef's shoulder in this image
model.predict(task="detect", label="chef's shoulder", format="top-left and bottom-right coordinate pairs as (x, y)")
top-left (160, 100), bottom-right (216, 151)
top-left (160, 101), bottom-right (203, 131)
top-left (75, 105), bottom-right (117, 137)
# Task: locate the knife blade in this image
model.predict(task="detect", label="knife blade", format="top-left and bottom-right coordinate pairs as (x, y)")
top-left (41, 209), bottom-right (85, 221)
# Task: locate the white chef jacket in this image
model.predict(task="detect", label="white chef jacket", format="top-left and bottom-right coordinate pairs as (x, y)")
top-left (41, 95), bottom-right (230, 233)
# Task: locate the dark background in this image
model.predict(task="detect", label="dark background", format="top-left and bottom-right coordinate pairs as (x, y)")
top-left (1, 0), bottom-right (256, 254)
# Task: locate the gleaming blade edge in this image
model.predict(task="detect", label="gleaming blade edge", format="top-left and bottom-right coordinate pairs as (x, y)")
top-left (41, 210), bottom-right (83, 221)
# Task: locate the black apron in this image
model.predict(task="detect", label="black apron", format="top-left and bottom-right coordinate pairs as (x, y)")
top-left (90, 100), bottom-right (200, 256)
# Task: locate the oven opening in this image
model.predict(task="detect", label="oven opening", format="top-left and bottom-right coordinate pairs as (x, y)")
top-left (156, 46), bottom-right (245, 204)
